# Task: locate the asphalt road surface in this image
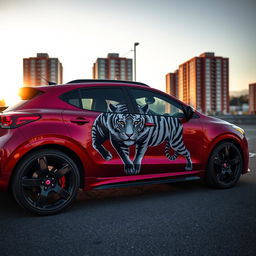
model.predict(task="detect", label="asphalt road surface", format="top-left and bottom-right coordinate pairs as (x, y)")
top-left (0, 125), bottom-right (255, 256)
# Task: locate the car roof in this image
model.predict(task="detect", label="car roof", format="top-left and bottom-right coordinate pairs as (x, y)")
top-left (14, 79), bottom-right (193, 113)
top-left (29, 80), bottom-right (150, 93)
top-left (66, 79), bottom-right (149, 87)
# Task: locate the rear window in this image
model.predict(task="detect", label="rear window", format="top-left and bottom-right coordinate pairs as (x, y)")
top-left (4, 87), bottom-right (43, 112)
top-left (60, 87), bottom-right (129, 112)
top-left (60, 89), bottom-right (80, 108)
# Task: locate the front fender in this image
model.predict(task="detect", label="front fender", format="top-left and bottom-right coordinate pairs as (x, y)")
top-left (203, 132), bottom-right (248, 174)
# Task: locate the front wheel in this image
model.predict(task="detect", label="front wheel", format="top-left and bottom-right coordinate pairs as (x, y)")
top-left (205, 142), bottom-right (242, 189)
top-left (12, 149), bottom-right (80, 215)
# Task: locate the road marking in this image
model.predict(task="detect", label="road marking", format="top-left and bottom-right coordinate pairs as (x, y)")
top-left (249, 153), bottom-right (256, 158)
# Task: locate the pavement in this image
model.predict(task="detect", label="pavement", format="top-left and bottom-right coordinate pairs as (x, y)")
top-left (0, 125), bottom-right (255, 256)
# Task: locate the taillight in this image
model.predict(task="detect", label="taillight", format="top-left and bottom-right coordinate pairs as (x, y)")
top-left (0, 113), bottom-right (41, 129)
top-left (0, 116), bottom-right (13, 128)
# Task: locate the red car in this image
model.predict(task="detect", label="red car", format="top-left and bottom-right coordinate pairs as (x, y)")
top-left (0, 80), bottom-right (249, 215)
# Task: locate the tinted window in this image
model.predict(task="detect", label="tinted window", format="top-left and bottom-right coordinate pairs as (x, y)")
top-left (61, 89), bottom-right (81, 108)
top-left (61, 87), bottom-right (129, 112)
top-left (130, 89), bottom-right (184, 117)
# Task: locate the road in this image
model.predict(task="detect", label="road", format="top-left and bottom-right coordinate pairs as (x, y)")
top-left (0, 125), bottom-right (255, 256)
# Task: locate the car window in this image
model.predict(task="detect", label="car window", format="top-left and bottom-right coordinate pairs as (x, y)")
top-left (61, 89), bottom-right (81, 108)
top-left (61, 87), bottom-right (129, 113)
top-left (130, 88), bottom-right (184, 117)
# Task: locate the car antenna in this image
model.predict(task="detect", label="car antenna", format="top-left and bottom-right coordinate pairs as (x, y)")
top-left (40, 76), bottom-right (56, 85)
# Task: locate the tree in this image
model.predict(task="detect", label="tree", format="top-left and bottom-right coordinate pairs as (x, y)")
top-left (230, 95), bottom-right (249, 106)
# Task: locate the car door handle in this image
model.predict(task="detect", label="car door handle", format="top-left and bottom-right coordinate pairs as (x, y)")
top-left (70, 117), bottom-right (90, 125)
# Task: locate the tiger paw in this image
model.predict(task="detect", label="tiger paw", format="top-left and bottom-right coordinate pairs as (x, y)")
top-left (134, 164), bottom-right (141, 174)
top-left (185, 163), bottom-right (192, 171)
top-left (124, 163), bottom-right (135, 175)
top-left (102, 152), bottom-right (112, 161)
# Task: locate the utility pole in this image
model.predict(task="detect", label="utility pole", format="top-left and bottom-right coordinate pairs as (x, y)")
top-left (134, 42), bottom-right (139, 81)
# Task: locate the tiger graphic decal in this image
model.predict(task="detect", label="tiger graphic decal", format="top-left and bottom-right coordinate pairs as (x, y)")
top-left (92, 104), bottom-right (192, 175)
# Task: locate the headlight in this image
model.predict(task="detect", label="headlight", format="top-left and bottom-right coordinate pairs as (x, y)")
top-left (232, 125), bottom-right (245, 135)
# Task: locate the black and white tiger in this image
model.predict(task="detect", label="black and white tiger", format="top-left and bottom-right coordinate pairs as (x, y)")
top-left (92, 104), bottom-right (192, 175)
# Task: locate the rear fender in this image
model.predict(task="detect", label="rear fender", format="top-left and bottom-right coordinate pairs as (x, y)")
top-left (4, 135), bottom-right (92, 190)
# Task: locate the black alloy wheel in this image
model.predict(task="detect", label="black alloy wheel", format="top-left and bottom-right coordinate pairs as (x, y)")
top-left (12, 149), bottom-right (80, 215)
top-left (206, 142), bottom-right (243, 189)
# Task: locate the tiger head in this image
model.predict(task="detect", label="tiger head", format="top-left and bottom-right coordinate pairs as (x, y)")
top-left (107, 104), bottom-right (150, 146)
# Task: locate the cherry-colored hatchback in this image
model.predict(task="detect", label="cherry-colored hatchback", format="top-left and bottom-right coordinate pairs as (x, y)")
top-left (0, 80), bottom-right (249, 215)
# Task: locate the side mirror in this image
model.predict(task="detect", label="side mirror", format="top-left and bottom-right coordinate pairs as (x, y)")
top-left (145, 97), bottom-right (155, 104)
top-left (183, 106), bottom-right (194, 121)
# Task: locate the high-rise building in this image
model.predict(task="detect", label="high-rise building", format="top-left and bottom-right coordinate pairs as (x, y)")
top-left (93, 53), bottom-right (133, 81)
top-left (166, 52), bottom-right (229, 114)
top-left (249, 83), bottom-right (256, 114)
top-left (23, 53), bottom-right (63, 86)
top-left (166, 70), bottom-right (178, 98)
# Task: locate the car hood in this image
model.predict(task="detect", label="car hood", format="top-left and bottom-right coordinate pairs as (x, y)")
top-left (203, 115), bottom-right (233, 125)
top-left (193, 110), bottom-right (230, 124)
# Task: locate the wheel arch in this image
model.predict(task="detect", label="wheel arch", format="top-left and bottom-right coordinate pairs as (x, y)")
top-left (8, 144), bottom-right (85, 191)
top-left (206, 137), bottom-right (244, 172)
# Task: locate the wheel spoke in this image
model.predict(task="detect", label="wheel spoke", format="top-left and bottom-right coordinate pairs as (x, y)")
top-left (228, 170), bottom-right (234, 179)
top-left (38, 156), bottom-right (48, 171)
top-left (224, 145), bottom-right (230, 160)
top-left (55, 164), bottom-right (71, 178)
top-left (58, 188), bottom-right (70, 200)
top-left (51, 182), bottom-right (71, 200)
top-left (216, 172), bottom-right (224, 181)
top-left (22, 177), bottom-right (42, 187)
top-left (229, 157), bottom-right (240, 166)
top-left (214, 154), bottom-right (222, 166)
top-left (35, 190), bottom-right (48, 208)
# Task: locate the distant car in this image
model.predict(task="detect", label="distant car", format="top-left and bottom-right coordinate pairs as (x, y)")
top-left (0, 80), bottom-right (249, 215)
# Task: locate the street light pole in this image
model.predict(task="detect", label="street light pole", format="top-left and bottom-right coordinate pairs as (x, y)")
top-left (134, 42), bottom-right (139, 81)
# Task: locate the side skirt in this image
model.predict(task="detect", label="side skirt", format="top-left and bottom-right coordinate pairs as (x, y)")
top-left (94, 176), bottom-right (201, 190)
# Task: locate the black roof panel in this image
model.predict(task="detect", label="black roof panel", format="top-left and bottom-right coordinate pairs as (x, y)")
top-left (66, 79), bottom-right (149, 87)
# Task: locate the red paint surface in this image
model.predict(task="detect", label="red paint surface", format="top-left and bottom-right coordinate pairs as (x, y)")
top-left (0, 82), bottom-right (249, 191)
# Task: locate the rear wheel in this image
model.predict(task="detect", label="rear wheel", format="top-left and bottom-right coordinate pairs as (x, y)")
top-left (12, 149), bottom-right (80, 215)
top-left (206, 142), bottom-right (242, 189)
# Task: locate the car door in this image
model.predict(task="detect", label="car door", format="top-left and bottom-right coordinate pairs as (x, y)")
top-left (127, 87), bottom-right (204, 175)
top-left (61, 86), bottom-right (134, 178)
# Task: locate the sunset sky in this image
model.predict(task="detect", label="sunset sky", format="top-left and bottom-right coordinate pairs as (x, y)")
top-left (0, 0), bottom-right (255, 106)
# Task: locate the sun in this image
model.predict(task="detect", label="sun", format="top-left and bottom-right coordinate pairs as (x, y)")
top-left (2, 87), bottom-right (21, 107)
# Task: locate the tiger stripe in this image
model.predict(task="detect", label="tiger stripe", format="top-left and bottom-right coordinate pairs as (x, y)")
top-left (92, 103), bottom-right (192, 174)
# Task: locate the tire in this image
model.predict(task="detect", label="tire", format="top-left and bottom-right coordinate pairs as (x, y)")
top-left (205, 142), bottom-right (242, 189)
top-left (12, 149), bottom-right (80, 215)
